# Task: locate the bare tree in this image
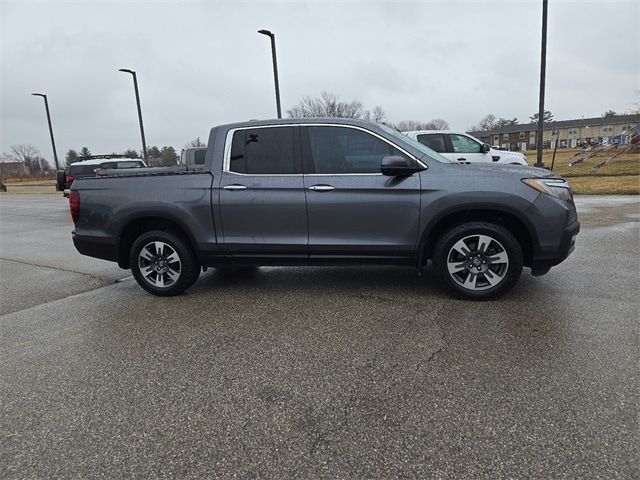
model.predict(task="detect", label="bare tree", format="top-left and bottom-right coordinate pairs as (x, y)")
top-left (9, 145), bottom-right (53, 177)
top-left (363, 105), bottom-right (387, 123)
top-left (468, 114), bottom-right (498, 132)
top-left (428, 118), bottom-right (450, 130)
top-left (185, 137), bottom-right (206, 148)
top-left (395, 120), bottom-right (430, 131)
top-left (288, 91), bottom-right (379, 119)
top-left (11, 144), bottom-right (39, 163)
top-left (394, 118), bottom-right (450, 131)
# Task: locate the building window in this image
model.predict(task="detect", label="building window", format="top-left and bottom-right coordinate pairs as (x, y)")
top-left (502, 133), bottom-right (509, 140)
top-left (518, 132), bottom-right (525, 139)
top-left (603, 125), bottom-right (613, 133)
top-left (568, 128), bottom-right (578, 135)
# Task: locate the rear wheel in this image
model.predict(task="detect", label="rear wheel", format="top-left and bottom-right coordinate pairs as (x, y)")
top-left (130, 230), bottom-right (200, 296)
top-left (433, 222), bottom-right (523, 300)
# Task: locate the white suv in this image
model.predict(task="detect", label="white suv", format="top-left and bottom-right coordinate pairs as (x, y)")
top-left (403, 130), bottom-right (528, 166)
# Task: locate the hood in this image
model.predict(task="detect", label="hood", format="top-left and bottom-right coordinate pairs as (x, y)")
top-left (490, 149), bottom-right (526, 158)
top-left (446, 162), bottom-right (561, 179)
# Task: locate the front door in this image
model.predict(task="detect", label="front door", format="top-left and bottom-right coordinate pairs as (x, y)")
top-left (301, 125), bottom-right (421, 260)
top-left (449, 133), bottom-right (491, 163)
top-left (218, 125), bottom-right (307, 258)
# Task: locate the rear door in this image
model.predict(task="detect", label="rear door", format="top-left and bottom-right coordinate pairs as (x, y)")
top-left (218, 125), bottom-right (308, 258)
top-left (301, 125), bottom-right (421, 259)
top-left (416, 133), bottom-right (450, 157)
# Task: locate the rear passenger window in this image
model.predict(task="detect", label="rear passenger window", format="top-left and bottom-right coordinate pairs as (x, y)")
top-left (417, 133), bottom-right (447, 153)
top-left (304, 126), bottom-right (409, 174)
top-left (229, 127), bottom-right (297, 174)
top-left (194, 150), bottom-right (206, 165)
top-left (115, 161), bottom-right (144, 169)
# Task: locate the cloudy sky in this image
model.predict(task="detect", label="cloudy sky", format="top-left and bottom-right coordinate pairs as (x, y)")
top-left (1, 0), bottom-right (638, 162)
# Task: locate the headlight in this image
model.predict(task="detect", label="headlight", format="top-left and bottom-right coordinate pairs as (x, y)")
top-left (522, 178), bottom-right (573, 202)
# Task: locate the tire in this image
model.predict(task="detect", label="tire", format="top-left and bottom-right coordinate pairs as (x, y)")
top-left (56, 170), bottom-right (66, 191)
top-left (433, 222), bottom-right (523, 300)
top-left (130, 230), bottom-right (200, 296)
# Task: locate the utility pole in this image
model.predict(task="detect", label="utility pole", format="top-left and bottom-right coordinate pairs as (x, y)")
top-left (119, 69), bottom-right (148, 161)
top-left (31, 93), bottom-right (60, 170)
top-left (535, 0), bottom-right (549, 168)
top-left (258, 29), bottom-right (282, 119)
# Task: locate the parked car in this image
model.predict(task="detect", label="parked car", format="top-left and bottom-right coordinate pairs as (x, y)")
top-left (69, 118), bottom-right (578, 300)
top-left (404, 130), bottom-right (528, 165)
top-left (179, 147), bottom-right (207, 167)
top-left (60, 155), bottom-right (147, 196)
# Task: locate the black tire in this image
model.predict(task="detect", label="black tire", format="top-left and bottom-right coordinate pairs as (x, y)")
top-left (130, 230), bottom-right (200, 296)
top-left (56, 170), bottom-right (66, 192)
top-left (433, 221), bottom-right (523, 300)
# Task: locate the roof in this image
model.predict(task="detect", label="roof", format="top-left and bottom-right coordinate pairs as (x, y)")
top-left (469, 114), bottom-right (640, 136)
top-left (218, 117), bottom-right (377, 130)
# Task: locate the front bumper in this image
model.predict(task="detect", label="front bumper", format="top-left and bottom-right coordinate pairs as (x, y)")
top-left (530, 218), bottom-right (579, 275)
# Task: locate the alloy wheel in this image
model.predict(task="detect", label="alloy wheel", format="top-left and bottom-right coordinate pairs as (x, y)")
top-left (446, 234), bottom-right (509, 291)
top-left (137, 241), bottom-right (182, 288)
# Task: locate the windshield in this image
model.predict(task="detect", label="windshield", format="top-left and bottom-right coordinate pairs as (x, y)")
top-left (378, 124), bottom-right (453, 163)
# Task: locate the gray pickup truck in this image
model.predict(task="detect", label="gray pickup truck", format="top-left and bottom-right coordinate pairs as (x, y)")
top-left (70, 118), bottom-right (579, 300)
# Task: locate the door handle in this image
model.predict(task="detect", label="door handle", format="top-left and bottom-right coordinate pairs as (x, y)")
top-left (457, 158), bottom-right (466, 161)
top-left (223, 184), bottom-right (247, 191)
top-left (308, 185), bottom-right (335, 192)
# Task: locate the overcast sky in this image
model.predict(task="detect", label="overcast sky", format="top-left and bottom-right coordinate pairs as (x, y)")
top-left (1, 0), bottom-right (638, 162)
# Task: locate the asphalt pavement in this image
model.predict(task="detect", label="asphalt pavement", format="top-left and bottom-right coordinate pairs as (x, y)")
top-left (1, 193), bottom-right (638, 479)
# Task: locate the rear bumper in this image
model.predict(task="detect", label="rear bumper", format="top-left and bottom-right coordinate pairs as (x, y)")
top-left (72, 232), bottom-right (119, 263)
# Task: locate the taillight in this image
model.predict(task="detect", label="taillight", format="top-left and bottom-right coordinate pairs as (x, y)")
top-left (69, 190), bottom-right (80, 224)
top-left (67, 175), bottom-right (75, 184)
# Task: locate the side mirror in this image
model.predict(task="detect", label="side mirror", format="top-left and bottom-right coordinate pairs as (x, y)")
top-left (381, 156), bottom-right (416, 176)
top-left (480, 143), bottom-right (491, 154)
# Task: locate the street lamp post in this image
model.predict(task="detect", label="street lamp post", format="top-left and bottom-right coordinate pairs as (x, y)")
top-left (535, 0), bottom-right (549, 168)
top-left (119, 69), bottom-right (148, 161)
top-left (31, 93), bottom-right (60, 170)
top-left (258, 29), bottom-right (282, 119)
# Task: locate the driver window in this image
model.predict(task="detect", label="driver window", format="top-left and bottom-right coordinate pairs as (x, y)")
top-left (450, 134), bottom-right (482, 154)
top-left (305, 126), bottom-right (409, 174)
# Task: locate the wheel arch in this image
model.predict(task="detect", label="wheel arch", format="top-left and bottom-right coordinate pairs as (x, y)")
top-left (117, 214), bottom-right (198, 269)
top-left (420, 206), bottom-right (535, 267)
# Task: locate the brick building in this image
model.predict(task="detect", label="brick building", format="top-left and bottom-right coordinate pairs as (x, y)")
top-left (0, 161), bottom-right (28, 178)
top-left (469, 114), bottom-right (639, 151)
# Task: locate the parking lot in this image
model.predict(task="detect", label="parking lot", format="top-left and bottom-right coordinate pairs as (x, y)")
top-left (1, 193), bottom-right (638, 478)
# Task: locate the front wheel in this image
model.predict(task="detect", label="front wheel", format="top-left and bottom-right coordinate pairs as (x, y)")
top-left (130, 230), bottom-right (200, 296)
top-left (433, 222), bottom-right (523, 300)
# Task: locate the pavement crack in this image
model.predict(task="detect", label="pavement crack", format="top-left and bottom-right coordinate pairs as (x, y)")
top-left (0, 256), bottom-right (124, 284)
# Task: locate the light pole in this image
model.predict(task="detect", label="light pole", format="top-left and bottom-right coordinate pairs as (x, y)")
top-left (31, 93), bottom-right (60, 170)
top-left (119, 68), bottom-right (148, 161)
top-left (258, 29), bottom-right (282, 119)
top-left (534, 0), bottom-right (548, 168)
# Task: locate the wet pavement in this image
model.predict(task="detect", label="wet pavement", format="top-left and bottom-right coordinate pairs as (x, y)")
top-left (1, 194), bottom-right (638, 479)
